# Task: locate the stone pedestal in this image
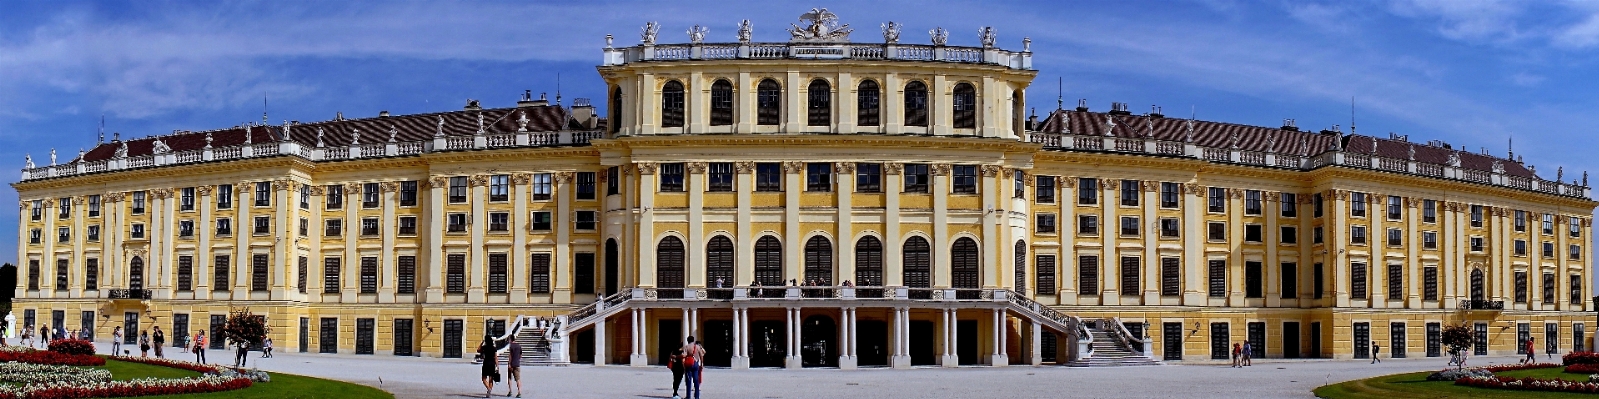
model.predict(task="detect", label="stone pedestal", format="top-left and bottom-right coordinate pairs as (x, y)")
top-left (990, 354), bottom-right (1009, 367)
top-left (838, 355), bottom-right (858, 370)
top-left (731, 356), bottom-right (750, 369)
top-left (940, 354), bottom-right (959, 367)
top-left (784, 356), bottom-right (802, 369)
top-left (630, 353), bottom-right (648, 366)
top-left (891, 355), bottom-right (911, 369)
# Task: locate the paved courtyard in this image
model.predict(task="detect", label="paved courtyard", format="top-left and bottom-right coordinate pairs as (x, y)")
top-left (144, 347), bottom-right (1537, 399)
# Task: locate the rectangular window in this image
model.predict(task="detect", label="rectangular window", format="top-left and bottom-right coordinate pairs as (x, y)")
top-left (1470, 237), bottom-right (1483, 251)
top-left (1543, 213), bottom-right (1555, 235)
top-left (251, 254), bottom-right (268, 291)
top-left (1208, 260), bottom-right (1226, 297)
top-left (1424, 266), bottom-right (1438, 301)
top-left (1474, 323), bottom-right (1488, 356)
top-left (87, 225), bottom-right (100, 241)
top-left (1544, 241), bottom-right (1555, 259)
top-left (399, 181), bottom-right (418, 206)
top-left (1014, 171), bottom-right (1026, 199)
top-left (325, 184), bottom-right (344, 209)
top-left (1387, 196), bottom-right (1402, 220)
top-left (1573, 244), bottom-right (1583, 260)
top-left (1314, 262), bottom-right (1325, 299)
top-left (1543, 273), bottom-right (1556, 304)
top-left (1387, 263), bottom-right (1403, 299)
top-left (1280, 226), bottom-right (1297, 244)
top-left (253, 216), bottom-right (270, 234)
top-left (1515, 210), bottom-right (1527, 232)
top-left (323, 257), bottom-right (340, 293)
top-left (178, 221), bottom-right (194, 237)
top-left (1350, 225), bottom-right (1366, 244)
top-left (176, 256), bottom-right (192, 291)
top-left (254, 182), bottom-right (271, 206)
top-left (1514, 271), bottom-right (1528, 303)
top-left (1280, 262), bottom-right (1297, 298)
top-left (1281, 193), bottom-right (1297, 217)
top-left (298, 256), bottom-right (308, 293)
top-left (576, 211), bottom-right (598, 230)
top-left (88, 194), bottom-right (101, 216)
top-left (1207, 222), bottom-right (1225, 241)
top-left (1211, 322), bottom-right (1231, 360)
top-left (1572, 275), bottom-right (1585, 305)
top-left (1573, 219), bottom-right (1583, 238)
top-left (1160, 218), bottom-right (1180, 238)
top-left (1515, 240), bottom-right (1528, 256)
top-left (574, 253), bottom-right (595, 295)
top-left (54, 259), bottom-right (66, 290)
top-left (756, 163), bottom-right (782, 192)
top-left (1390, 323), bottom-right (1407, 359)
top-left (1120, 256), bottom-right (1140, 295)
top-left (1427, 323), bottom-right (1442, 357)
top-left (132, 191), bottom-right (146, 214)
top-left (360, 257), bottom-right (378, 294)
top-left (1120, 180), bottom-right (1140, 206)
top-left (1161, 257), bottom-right (1180, 296)
top-left (606, 167), bottom-right (620, 196)
top-left (531, 173), bottom-right (552, 200)
top-left (1120, 216), bottom-right (1140, 236)
top-left (1035, 214), bottom-right (1056, 234)
top-left (808, 163), bottom-right (834, 192)
top-left (57, 227), bottom-right (69, 243)
top-left (1078, 215), bottom-right (1099, 235)
top-left (325, 219), bottom-right (342, 237)
top-left (57, 197), bottom-right (70, 218)
top-left (320, 318), bottom-right (338, 354)
top-left (447, 213), bottom-right (467, 232)
top-left (363, 182), bottom-right (382, 207)
top-left (487, 175), bottom-right (509, 202)
top-left (1160, 182), bottom-right (1179, 208)
top-left (28, 229), bottom-right (39, 244)
top-left (131, 223), bottom-right (144, 239)
top-left (576, 172), bottom-right (596, 200)
top-left (1208, 187), bottom-right (1226, 213)
top-left (1422, 199), bottom-right (1436, 223)
top-left (214, 218), bottom-right (233, 236)
top-left (361, 217), bottom-right (379, 236)
top-left (26, 260), bottom-right (38, 290)
top-left (448, 176), bottom-right (468, 203)
top-left (707, 163), bottom-right (734, 192)
top-left (951, 165), bottom-right (977, 194)
top-left (355, 318), bottom-right (375, 355)
top-left (1078, 255), bottom-right (1098, 294)
top-left (83, 258), bottom-right (99, 290)
top-left (903, 164), bottom-right (929, 193)
top-left (1423, 231), bottom-right (1438, 249)
top-left (1244, 190), bottom-right (1261, 215)
top-left (529, 253), bottom-right (551, 294)
top-left (1245, 261), bottom-right (1262, 298)
top-left (1387, 228), bottom-right (1402, 246)
top-left (856, 163), bottom-right (883, 193)
top-left (1244, 224), bottom-right (1262, 242)
top-left (531, 212), bottom-right (552, 231)
top-left (180, 187), bottom-right (195, 211)
top-left (488, 253), bottom-right (508, 294)
top-left (1036, 255), bottom-right (1056, 295)
top-left (300, 187), bottom-right (311, 209)
top-left (29, 200), bottom-right (40, 220)
top-left (214, 255), bottom-right (230, 290)
top-left (1312, 193), bottom-right (1323, 218)
top-left (396, 256), bottom-right (416, 294)
top-left (398, 216), bottom-right (417, 235)
top-left (660, 163), bottom-right (686, 192)
top-left (446, 254), bottom-right (466, 294)
top-left (1078, 178), bottom-right (1099, 205)
top-left (1350, 262), bottom-right (1367, 299)
top-left (1470, 205), bottom-right (1483, 227)
top-left (488, 212), bottom-right (509, 232)
top-left (1350, 192), bottom-right (1366, 217)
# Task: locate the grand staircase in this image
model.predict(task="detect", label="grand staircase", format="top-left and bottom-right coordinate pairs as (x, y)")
top-left (496, 323), bottom-right (562, 366)
top-left (1066, 327), bottom-right (1162, 367)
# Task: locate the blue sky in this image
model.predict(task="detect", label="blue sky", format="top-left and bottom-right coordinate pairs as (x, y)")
top-left (3, 0), bottom-right (1599, 264)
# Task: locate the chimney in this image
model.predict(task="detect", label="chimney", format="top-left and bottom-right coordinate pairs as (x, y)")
top-left (1149, 105), bottom-right (1164, 118)
top-left (531, 92), bottom-right (550, 107)
top-left (1281, 118), bottom-right (1298, 131)
top-left (517, 90), bottom-right (538, 108)
top-left (379, 110), bottom-right (390, 118)
top-left (1108, 102), bottom-right (1131, 115)
top-left (1075, 99), bottom-right (1089, 112)
top-left (571, 98), bottom-right (596, 128)
top-left (464, 99), bottom-right (482, 111)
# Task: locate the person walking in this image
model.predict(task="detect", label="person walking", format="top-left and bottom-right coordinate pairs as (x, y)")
top-left (1242, 340), bottom-right (1253, 367)
top-left (138, 330), bottom-right (150, 357)
top-left (261, 337), bottom-right (273, 358)
top-left (111, 326), bottom-right (123, 356)
top-left (504, 339), bottom-right (523, 398)
top-left (1230, 342), bottom-right (1241, 367)
top-left (1371, 341), bottom-right (1382, 364)
top-left (681, 336), bottom-right (704, 399)
top-left (234, 340), bottom-right (250, 368)
top-left (1524, 337), bottom-right (1537, 364)
top-left (151, 326), bottom-right (165, 358)
top-left (193, 330), bottom-right (207, 364)
top-left (668, 348), bottom-right (685, 399)
top-left (478, 335), bottom-right (500, 398)
top-left (19, 325), bottom-right (30, 348)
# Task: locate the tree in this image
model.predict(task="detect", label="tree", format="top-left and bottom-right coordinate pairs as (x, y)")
top-left (221, 307), bottom-right (268, 348)
top-left (1442, 323), bottom-right (1474, 369)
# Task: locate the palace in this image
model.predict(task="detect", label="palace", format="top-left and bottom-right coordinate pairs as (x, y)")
top-left (12, 9), bottom-right (1596, 369)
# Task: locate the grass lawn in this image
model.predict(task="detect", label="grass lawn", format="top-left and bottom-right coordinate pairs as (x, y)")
top-left (1314, 367), bottom-right (1594, 399)
top-left (88, 359), bottom-right (393, 399)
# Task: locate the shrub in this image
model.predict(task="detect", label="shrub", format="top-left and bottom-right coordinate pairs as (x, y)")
top-left (48, 338), bottom-right (96, 356)
top-left (1565, 351), bottom-right (1599, 366)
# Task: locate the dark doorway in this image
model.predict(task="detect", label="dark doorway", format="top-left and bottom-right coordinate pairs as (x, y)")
top-left (1163, 322), bottom-right (1182, 361)
top-left (123, 312), bottom-right (139, 345)
top-left (956, 319), bottom-right (978, 365)
top-left (801, 315), bottom-right (836, 367)
top-left (1283, 322), bottom-right (1301, 358)
top-left (1309, 322), bottom-right (1322, 358)
top-left (442, 319), bottom-right (462, 358)
top-left (573, 329), bottom-right (594, 363)
top-left (703, 320), bottom-right (733, 367)
top-left (750, 321), bottom-right (786, 367)
top-left (857, 320), bottom-right (888, 366)
top-left (657, 319), bottom-right (682, 366)
top-left (1353, 322), bottom-right (1369, 359)
top-left (1041, 332), bottom-right (1058, 363)
top-left (909, 320), bottom-right (935, 365)
top-left (604, 239), bottom-right (620, 295)
top-left (299, 317), bottom-right (309, 353)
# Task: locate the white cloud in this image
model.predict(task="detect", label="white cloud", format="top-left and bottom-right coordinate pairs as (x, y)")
top-left (1389, 0), bottom-right (1527, 43)
top-left (1509, 72), bottom-right (1546, 87)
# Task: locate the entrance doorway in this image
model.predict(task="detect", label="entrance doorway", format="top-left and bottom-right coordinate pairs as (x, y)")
top-left (1162, 322), bottom-right (1182, 361)
top-left (1283, 322), bottom-right (1301, 358)
top-left (703, 320), bottom-right (733, 367)
top-left (657, 319), bottom-right (682, 366)
top-left (749, 321), bottom-right (786, 367)
top-left (801, 315), bottom-right (836, 367)
top-left (956, 320), bottom-right (978, 365)
top-left (857, 320), bottom-right (888, 366)
top-left (604, 239), bottom-right (620, 295)
top-left (573, 329), bottom-right (594, 363)
top-left (909, 320), bottom-right (935, 365)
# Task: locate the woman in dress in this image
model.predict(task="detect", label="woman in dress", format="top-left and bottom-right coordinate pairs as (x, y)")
top-left (138, 330), bottom-right (150, 357)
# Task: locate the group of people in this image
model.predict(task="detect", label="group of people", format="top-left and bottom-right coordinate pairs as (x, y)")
top-left (15, 324), bottom-right (92, 348)
top-left (667, 336), bottom-right (705, 399)
top-left (1230, 340), bottom-right (1254, 367)
top-left (478, 335), bottom-right (525, 398)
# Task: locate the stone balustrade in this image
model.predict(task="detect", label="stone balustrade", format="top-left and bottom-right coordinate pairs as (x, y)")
top-left (603, 42), bottom-right (1032, 70)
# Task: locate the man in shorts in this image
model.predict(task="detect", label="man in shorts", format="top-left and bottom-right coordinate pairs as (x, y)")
top-left (504, 339), bottom-right (523, 398)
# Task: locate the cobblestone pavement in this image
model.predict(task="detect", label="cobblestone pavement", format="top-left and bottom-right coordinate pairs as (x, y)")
top-left (177, 349), bottom-right (1537, 399)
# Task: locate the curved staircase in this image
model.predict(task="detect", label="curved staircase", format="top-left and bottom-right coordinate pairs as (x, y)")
top-left (1066, 327), bottom-right (1161, 367)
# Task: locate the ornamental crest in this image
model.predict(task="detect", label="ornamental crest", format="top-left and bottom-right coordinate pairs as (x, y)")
top-left (834, 162), bottom-right (855, 174)
top-left (884, 162), bottom-right (903, 175)
top-left (788, 8), bottom-right (852, 43)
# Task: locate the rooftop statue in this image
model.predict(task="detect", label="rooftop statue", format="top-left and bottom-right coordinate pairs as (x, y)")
top-left (150, 139), bottom-right (169, 155)
top-left (929, 27), bottom-right (949, 46)
top-left (687, 25), bottom-right (709, 44)
top-left (789, 8), bottom-right (851, 43)
top-left (641, 22), bottom-right (660, 45)
top-left (881, 21), bottom-right (901, 44)
top-left (24, 154), bottom-right (32, 169)
top-left (979, 26), bottom-right (997, 47)
top-left (115, 142), bottom-right (127, 158)
top-left (737, 20), bottom-right (752, 43)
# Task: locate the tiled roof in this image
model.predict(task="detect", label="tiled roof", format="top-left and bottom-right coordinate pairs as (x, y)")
top-left (1035, 110), bottom-right (1538, 179)
top-left (80, 106), bottom-right (571, 163)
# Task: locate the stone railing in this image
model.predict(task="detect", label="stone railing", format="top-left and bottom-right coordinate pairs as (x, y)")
top-left (1025, 131), bottom-right (1591, 199)
top-left (107, 289), bottom-right (152, 300)
top-left (604, 42), bottom-right (1032, 70)
top-left (21, 130), bottom-right (609, 181)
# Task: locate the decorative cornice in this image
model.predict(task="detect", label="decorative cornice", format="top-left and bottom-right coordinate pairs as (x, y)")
top-left (884, 162), bottom-right (903, 175)
top-left (343, 182), bottom-right (363, 191)
top-left (511, 173), bottom-right (532, 185)
top-left (428, 176), bottom-right (450, 189)
top-left (306, 185), bottom-right (325, 196)
top-left (733, 162), bottom-right (754, 174)
top-left (637, 162), bottom-right (658, 175)
top-left (103, 192), bottom-right (125, 203)
top-left (380, 181), bottom-right (400, 193)
top-left (468, 174), bottom-right (491, 187)
top-left (979, 164), bottom-right (1002, 178)
top-left (931, 163), bottom-right (951, 177)
top-left (196, 185), bottom-right (214, 196)
top-left (555, 171), bottom-right (575, 184)
top-left (782, 161), bottom-right (803, 174)
top-left (1184, 183), bottom-right (1200, 196)
top-left (834, 162), bottom-right (856, 174)
top-left (686, 162), bottom-right (707, 174)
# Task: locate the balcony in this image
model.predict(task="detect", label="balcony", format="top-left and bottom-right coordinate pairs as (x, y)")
top-left (107, 289), bottom-right (152, 300)
top-left (1460, 299), bottom-right (1505, 311)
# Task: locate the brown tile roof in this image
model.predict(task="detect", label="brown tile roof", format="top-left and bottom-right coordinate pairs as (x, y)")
top-left (1035, 110), bottom-right (1539, 179)
top-left (79, 105), bottom-right (572, 163)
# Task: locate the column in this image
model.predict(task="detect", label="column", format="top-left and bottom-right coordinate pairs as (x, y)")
top-left (1030, 320), bottom-right (1042, 366)
top-left (511, 174), bottom-right (529, 303)
top-left (991, 308), bottom-right (1008, 366)
top-left (630, 308), bottom-right (647, 366)
top-left (735, 162), bottom-right (752, 286)
top-left (932, 165), bottom-right (950, 288)
top-left (637, 164), bottom-right (658, 288)
top-left (885, 164), bottom-right (903, 286)
top-left (941, 308), bottom-right (957, 367)
top-left (196, 189), bottom-right (212, 296)
top-left (688, 164), bottom-right (705, 288)
top-left (784, 162), bottom-right (801, 286)
top-left (342, 183), bottom-right (358, 302)
top-left (594, 317), bottom-right (607, 366)
top-left (837, 163), bottom-right (855, 285)
top-left (424, 177), bottom-right (446, 303)
top-left (785, 307), bottom-right (801, 369)
top-left (839, 307), bottom-right (857, 369)
top-left (381, 182), bottom-right (397, 303)
top-left (1182, 184), bottom-right (1203, 304)
top-left (732, 307), bottom-right (749, 369)
top-left (892, 307), bottom-right (910, 368)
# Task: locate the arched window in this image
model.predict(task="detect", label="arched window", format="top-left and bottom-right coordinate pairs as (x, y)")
top-left (807, 79), bottom-right (831, 126)
top-left (706, 236), bottom-right (735, 287)
top-left (1014, 240), bottom-right (1027, 296)
top-left (661, 80), bottom-right (685, 128)
top-left (952, 82), bottom-right (976, 129)
top-left (609, 87), bottom-right (623, 134)
top-left (904, 81), bottom-right (928, 127)
top-left (657, 237), bottom-right (686, 300)
top-left (754, 236), bottom-right (784, 287)
top-left (1471, 268), bottom-right (1485, 301)
top-left (951, 238), bottom-right (980, 295)
top-left (903, 236), bottom-right (931, 289)
top-left (857, 80), bottom-right (881, 126)
top-left (757, 79), bottom-right (782, 126)
top-left (128, 257), bottom-right (145, 291)
top-left (804, 236), bottom-right (833, 285)
top-left (710, 79), bottom-right (734, 126)
top-left (856, 236), bottom-right (883, 286)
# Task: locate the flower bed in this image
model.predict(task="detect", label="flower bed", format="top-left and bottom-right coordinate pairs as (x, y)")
top-left (46, 339), bottom-right (94, 356)
top-left (1481, 363), bottom-right (1561, 373)
top-left (0, 363), bottom-right (112, 385)
top-left (0, 375), bottom-right (252, 399)
top-left (1569, 352), bottom-right (1599, 366)
top-left (1425, 368), bottom-right (1494, 381)
top-left (1457, 375), bottom-right (1599, 394)
top-left (0, 349), bottom-right (103, 367)
top-left (1568, 363), bottom-right (1599, 374)
top-left (107, 356), bottom-right (224, 374)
